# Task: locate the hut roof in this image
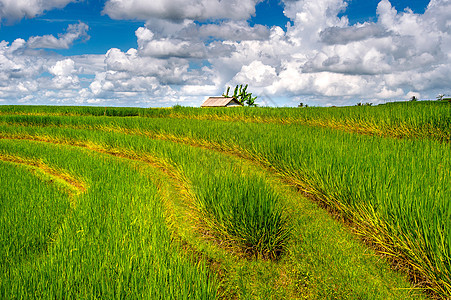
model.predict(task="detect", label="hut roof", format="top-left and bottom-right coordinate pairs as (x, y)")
top-left (201, 97), bottom-right (242, 107)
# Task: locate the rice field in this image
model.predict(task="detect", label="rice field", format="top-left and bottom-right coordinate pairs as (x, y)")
top-left (0, 102), bottom-right (449, 299)
top-left (1, 101), bottom-right (449, 141)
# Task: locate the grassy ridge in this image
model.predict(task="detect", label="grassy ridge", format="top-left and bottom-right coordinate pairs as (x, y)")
top-left (1, 123), bottom-right (292, 258)
top-left (1, 101), bottom-right (449, 141)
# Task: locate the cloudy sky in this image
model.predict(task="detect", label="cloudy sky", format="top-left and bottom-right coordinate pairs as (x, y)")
top-left (0, 0), bottom-right (449, 107)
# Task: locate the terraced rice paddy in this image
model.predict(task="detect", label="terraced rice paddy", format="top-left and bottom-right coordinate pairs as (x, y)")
top-left (0, 102), bottom-right (449, 299)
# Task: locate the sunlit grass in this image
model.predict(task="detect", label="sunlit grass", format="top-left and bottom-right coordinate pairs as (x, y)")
top-left (1, 100), bottom-right (449, 141)
top-left (0, 139), bottom-right (217, 299)
top-left (0, 102), bottom-right (448, 297)
top-left (0, 160), bottom-right (71, 272)
top-left (194, 172), bottom-right (289, 258)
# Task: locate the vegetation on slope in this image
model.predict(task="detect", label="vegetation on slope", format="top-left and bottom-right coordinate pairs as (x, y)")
top-left (1, 102), bottom-right (448, 298)
top-left (1, 100), bottom-right (449, 141)
top-left (0, 140), bottom-right (217, 299)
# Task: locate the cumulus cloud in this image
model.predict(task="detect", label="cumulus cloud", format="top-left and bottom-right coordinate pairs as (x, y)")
top-left (0, 0), bottom-right (75, 24)
top-left (190, 22), bottom-right (270, 41)
top-left (49, 58), bottom-right (77, 76)
top-left (2, 0), bottom-right (451, 107)
top-left (232, 61), bottom-right (277, 87)
top-left (88, 47), bottom-right (218, 101)
top-left (284, 0), bottom-right (349, 48)
top-left (139, 37), bottom-right (206, 58)
top-left (0, 40), bottom-right (45, 82)
top-left (47, 58), bottom-right (80, 89)
top-left (181, 84), bottom-right (219, 96)
top-left (103, 48), bottom-right (192, 83)
top-left (0, 39), bottom-right (95, 104)
top-left (320, 24), bottom-right (389, 45)
top-left (116, 0), bottom-right (450, 106)
top-left (103, 0), bottom-right (260, 21)
top-left (258, 0), bottom-right (451, 103)
top-left (135, 26), bottom-right (206, 58)
top-left (27, 22), bottom-right (90, 49)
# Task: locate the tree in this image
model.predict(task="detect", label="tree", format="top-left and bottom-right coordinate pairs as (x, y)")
top-left (410, 95), bottom-right (417, 101)
top-left (437, 94), bottom-right (445, 101)
top-left (223, 84), bottom-right (258, 107)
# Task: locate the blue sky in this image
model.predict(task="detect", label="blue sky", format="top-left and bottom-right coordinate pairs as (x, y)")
top-left (0, 0), bottom-right (448, 107)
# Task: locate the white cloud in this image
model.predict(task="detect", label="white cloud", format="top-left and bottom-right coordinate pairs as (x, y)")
top-left (135, 27), bottom-right (205, 58)
top-left (191, 21), bottom-right (270, 41)
top-left (0, 39), bottom-right (87, 103)
top-left (320, 24), bottom-right (389, 45)
top-left (49, 58), bottom-right (76, 77)
top-left (284, 0), bottom-right (349, 48)
top-left (139, 37), bottom-right (206, 59)
top-left (103, 0), bottom-right (260, 21)
top-left (48, 58), bottom-right (80, 89)
top-left (232, 61), bottom-right (277, 87)
top-left (2, 0), bottom-right (451, 107)
top-left (181, 84), bottom-right (219, 96)
top-left (103, 48), bottom-right (191, 83)
top-left (259, 0), bottom-right (451, 103)
top-left (89, 48), bottom-right (192, 98)
top-left (98, 0), bottom-right (451, 106)
top-left (0, 40), bottom-right (46, 81)
top-left (0, 0), bottom-right (75, 24)
top-left (134, 22), bottom-right (267, 60)
top-left (375, 86), bottom-right (404, 99)
top-left (27, 22), bottom-right (90, 49)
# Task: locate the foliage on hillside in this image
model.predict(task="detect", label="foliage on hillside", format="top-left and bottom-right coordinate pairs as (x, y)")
top-left (1, 100), bottom-right (449, 141)
top-left (0, 102), bottom-right (449, 298)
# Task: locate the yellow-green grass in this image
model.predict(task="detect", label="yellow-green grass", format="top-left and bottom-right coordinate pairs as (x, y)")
top-left (1, 104), bottom-right (447, 298)
top-left (0, 159), bottom-right (72, 272)
top-left (0, 135), bottom-right (423, 299)
top-left (1, 100), bottom-right (449, 141)
top-left (0, 139), bottom-right (217, 299)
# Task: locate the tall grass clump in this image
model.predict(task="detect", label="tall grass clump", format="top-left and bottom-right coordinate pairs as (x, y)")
top-left (194, 173), bottom-right (289, 258)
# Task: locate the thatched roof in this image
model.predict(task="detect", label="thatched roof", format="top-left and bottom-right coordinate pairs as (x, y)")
top-left (201, 97), bottom-right (242, 107)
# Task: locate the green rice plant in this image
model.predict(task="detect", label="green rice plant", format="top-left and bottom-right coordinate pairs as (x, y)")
top-left (0, 139), bottom-right (218, 299)
top-left (30, 113), bottom-right (445, 297)
top-left (0, 106), bottom-right (448, 296)
top-left (193, 171), bottom-right (289, 258)
top-left (1, 101), bottom-right (449, 141)
top-left (0, 126), bottom-right (425, 299)
top-left (0, 121), bottom-right (293, 258)
top-left (0, 160), bottom-right (71, 271)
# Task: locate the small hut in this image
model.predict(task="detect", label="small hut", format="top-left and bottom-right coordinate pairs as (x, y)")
top-left (201, 97), bottom-right (242, 107)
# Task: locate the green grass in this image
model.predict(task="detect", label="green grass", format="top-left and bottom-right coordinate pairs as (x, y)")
top-left (0, 103), bottom-right (448, 298)
top-left (0, 160), bottom-right (71, 272)
top-left (0, 139), bottom-right (217, 299)
top-left (0, 130), bottom-right (424, 299)
top-left (1, 100), bottom-right (449, 141)
top-left (193, 172), bottom-right (289, 258)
